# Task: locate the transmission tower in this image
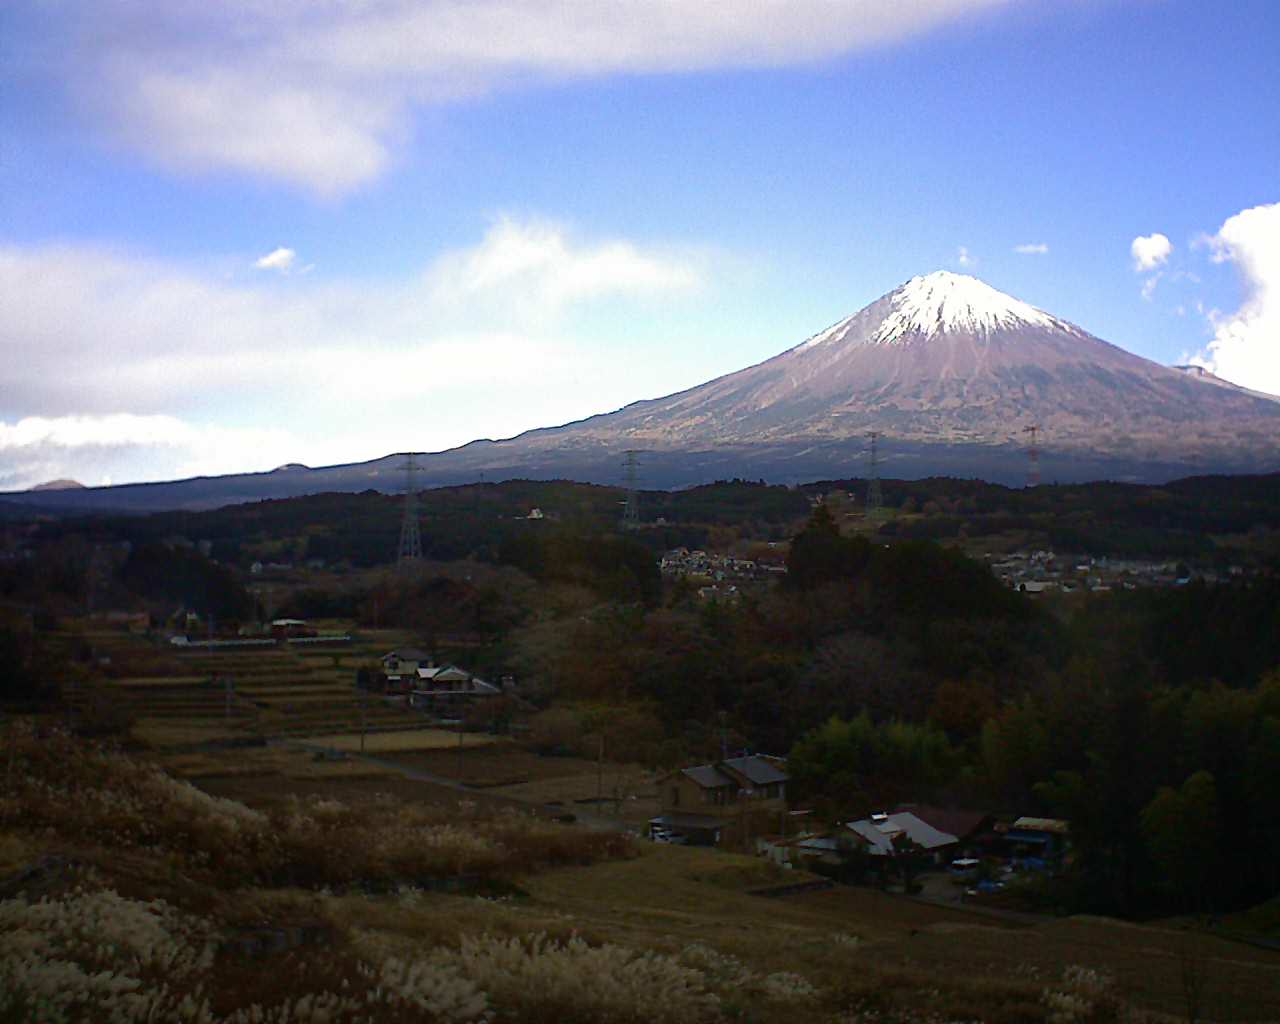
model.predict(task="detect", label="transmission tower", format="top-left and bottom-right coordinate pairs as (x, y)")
top-left (865, 431), bottom-right (883, 518)
top-left (397, 454), bottom-right (423, 568)
top-left (1023, 425), bottom-right (1041, 488)
top-left (621, 450), bottom-right (640, 529)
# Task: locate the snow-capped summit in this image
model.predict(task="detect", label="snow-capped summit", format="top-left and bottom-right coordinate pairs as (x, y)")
top-left (873, 271), bottom-right (1069, 343)
top-left (797, 271), bottom-right (1079, 352)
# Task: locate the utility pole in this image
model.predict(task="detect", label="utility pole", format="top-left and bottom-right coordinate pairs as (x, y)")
top-left (1023, 425), bottom-right (1041, 488)
top-left (597, 732), bottom-right (605, 804)
top-left (398, 454), bottom-right (423, 569)
top-left (359, 687), bottom-right (367, 753)
top-left (866, 431), bottom-right (883, 518)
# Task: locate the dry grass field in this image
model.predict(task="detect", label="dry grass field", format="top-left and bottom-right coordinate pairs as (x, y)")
top-left (5, 720), bottom-right (1278, 1022)
top-left (521, 848), bottom-right (1280, 1022)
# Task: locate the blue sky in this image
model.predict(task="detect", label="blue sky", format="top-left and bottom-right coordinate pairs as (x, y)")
top-left (1, 0), bottom-right (1277, 489)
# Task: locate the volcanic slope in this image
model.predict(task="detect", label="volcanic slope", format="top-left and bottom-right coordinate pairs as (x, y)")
top-left (547, 273), bottom-right (1277, 450)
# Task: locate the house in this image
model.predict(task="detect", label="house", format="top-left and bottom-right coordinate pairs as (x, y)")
top-left (407, 664), bottom-right (502, 709)
top-left (998, 816), bottom-right (1069, 865)
top-left (381, 648), bottom-right (433, 681)
top-left (270, 618), bottom-right (314, 639)
top-left (843, 811), bottom-right (959, 863)
top-left (894, 804), bottom-right (993, 857)
top-left (649, 755), bottom-right (788, 846)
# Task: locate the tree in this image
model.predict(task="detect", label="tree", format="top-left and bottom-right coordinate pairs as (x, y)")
top-left (527, 707), bottom-right (582, 755)
top-left (0, 626), bottom-right (37, 701)
top-left (785, 507), bottom-right (871, 590)
top-left (981, 699), bottom-right (1052, 806)
top-left (890, 832), bottom-right (927, 893)
top-left (1141, 771), bottom-right (1220, 912)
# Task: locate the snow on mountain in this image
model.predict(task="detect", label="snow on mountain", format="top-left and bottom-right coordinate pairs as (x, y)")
top-left (872, 271), bottom-right (1072, 343)
top-left (796, 271), bottom-right (1078, 352)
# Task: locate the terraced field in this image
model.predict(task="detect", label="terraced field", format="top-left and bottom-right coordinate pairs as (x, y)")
top-left (78, 626), bottom-right (469, 750)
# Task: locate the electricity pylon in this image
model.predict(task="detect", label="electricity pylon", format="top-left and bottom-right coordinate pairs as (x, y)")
top-left (621, 450), bottom-right (640, 529)
top-left (397, 454), bottom-right (423, 568)
top-left (1023, 425), bottom-right (1041, 488)
top-left (866, 431), bottom-right (883, 517)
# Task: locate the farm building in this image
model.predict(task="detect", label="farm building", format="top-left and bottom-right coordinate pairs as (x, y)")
top-left (649, 755), bottom-right (788, 846)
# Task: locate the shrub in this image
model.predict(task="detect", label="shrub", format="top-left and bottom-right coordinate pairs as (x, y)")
top-left (441, 933), bottom-right (719, 1024)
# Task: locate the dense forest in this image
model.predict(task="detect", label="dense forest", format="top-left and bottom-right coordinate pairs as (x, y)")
top-left (11, 472), bottom-right (1280, 570)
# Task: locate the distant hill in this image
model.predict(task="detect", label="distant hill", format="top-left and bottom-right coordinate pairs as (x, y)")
top-left (29, 479), bottom-right (86, 491)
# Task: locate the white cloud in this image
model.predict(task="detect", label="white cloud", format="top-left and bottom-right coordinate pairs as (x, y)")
top-left (428, 218), bottom-right (701, 316)
top-left (1141, 272), bottom-right (1162, 301)
top-left (1193, 201), bottom-right (1280, 395)
top-left (254, 247), bottom-right (297, 272)
top-left (0, 414), bottom-right (300, 491)
top-left (1013, 243), bottom-right (1048, 255)
top-left (0, 220), bottom-right (709, 488)
top-left (1131, 232), bottom-right (1172, 271)
top-left (45, 0), bottom-right (1011, 194)
top-left (955, 246), bottom-right (974, 267)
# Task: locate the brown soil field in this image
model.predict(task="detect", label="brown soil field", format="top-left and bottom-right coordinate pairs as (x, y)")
top-left (194, 767), bottom-right (551, 819)
top-left (384, 744), bottom-right (615, 786)
top-left (297, 729), bottom-right (497, 752)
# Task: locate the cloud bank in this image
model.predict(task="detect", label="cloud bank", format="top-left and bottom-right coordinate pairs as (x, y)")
top-left (0, 221), bottom-right (707, 490)
top-left (1013, 243), bottom-right (1048, 255)
top-left (34, 0), bottom-right (1011, 194)
top-left (1194, 202), bottom-right (1280, 395)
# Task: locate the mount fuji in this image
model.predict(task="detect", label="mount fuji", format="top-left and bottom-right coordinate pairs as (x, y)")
top-left (422, 270), bottom-right (1280, 486)
top-left (6, 271), bottom-right (1280, 511)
